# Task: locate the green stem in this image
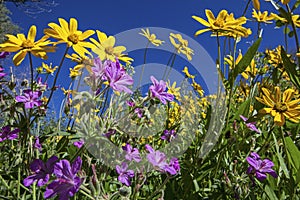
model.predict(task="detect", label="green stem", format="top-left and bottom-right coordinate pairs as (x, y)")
top-left (28, 53), bottom-right (34, 90)
top-left (242, 0), bottom-right (251, 16)
top-left (46, 46), bottom-right (70, 107)
top-left (138, 42), bottom-right (150, 88)
top-left (17, 166), bottom-right (20, 199)
top-left (165, 53), bottom-right (177, 80)
top-left (0, 174), bottom-right (17, 199)
top-left (147, 175), bottom-right (171, 200)
top-left (162, 50), bottom-right (177, 80)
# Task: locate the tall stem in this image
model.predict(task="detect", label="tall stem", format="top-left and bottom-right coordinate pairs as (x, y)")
top-left (28, 53), bottom-right (34, 90)
top-left (138, 42), bottom-right (150, 88)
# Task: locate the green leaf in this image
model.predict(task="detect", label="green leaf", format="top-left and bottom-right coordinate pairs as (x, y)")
top-left (231, 38), bottom-right (262, 82)
top-left (285, 137), bottom-right (300, 170)
top-left (273, 133), bottom-right (290, 178)
top-left (233, 99), bottom-right (250, 120)
top-left (281, 47), bottom-right (300, 90)
top-left (264, 184), bottom-right (278, 200)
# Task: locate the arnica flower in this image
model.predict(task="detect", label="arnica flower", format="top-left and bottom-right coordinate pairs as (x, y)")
top-left (104, 59), bottom-right (133, 94)
top-left (24, 156), bottom-right (58, 187)
top-left (139, 28), bottom-right (164, 46)
top-left (192, 9), bottom-right (251, 38)
top-left (16, 89), bottom-right (42, 109)
top-left (90, 30), bottom-right (131, 62)
top-left (246, 152), bottom-right (278, 182)
top-left (0, 25), bottom-right (55, 66)
top-left (0, 126), bottom-right (19, 142)
top-left (182, 66), bottom-right (195, 79)
top-left (240, 115), bottom-right (260, 133)
top-left (169, 33), bottom-right (194, 61)
top-left (252, 9), bottom-right (274, 23)
top-left (38, 62), bottom-right (58, 75)
top-left (149, 76), bottom-right (174, 104)
top-left (166, 81), bottom-right (181, 100)
top-left (271, 13), bottom-right (300, 28)
top-left (44, 18), bottom-right (95, 57)
top-left (0, 51), bottom-right (9, 59)
top-left (122, 143), bottom-right (141, 162)
top-left (66, 53), bottom-right (94, 73)
top-left (256, 87), bottom-right (300, 126)
top-left (116, 162), bottom-right (135, 186)
top-left (44, 156), bottom-right (82, 200)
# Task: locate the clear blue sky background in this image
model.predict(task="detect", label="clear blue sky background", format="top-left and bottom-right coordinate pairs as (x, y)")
top-left (3, 0), bottom-right (294, 113)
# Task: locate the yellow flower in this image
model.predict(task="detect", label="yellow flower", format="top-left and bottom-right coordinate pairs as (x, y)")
top-left (191, 81), bottom-right (204, 97)
top-left (166, 81), bottom-right (181, 99)
top-left (256, 87), bottom-right (300, 126)
top-left (182, 66), bottom-right (195, 79)
top-left (192, 9), bottom-right (251, 38)
top-left (69, 65), bottom-right (83, 78)
top-left (169, 33), bottom-right (194, 60)
top-left (66, 53), bottom-right (94, 73)
top-left (40, 62), bottom-right (58, 74)
top-left (252, 0), bottom-right (260, 10)
top-left (281, 0), bottom-right (290, 4)
top-left (0, 25), bottom-right (55, 66)
top-left (44, 18), bottom-right (95, 57)
top-left (252, 9), bottom-right (274, 23)
top-left (271, 13), bottom-right (300, 28)
top-left (90, 30), bottom-right (131, 62)
top-left (224, 52), bottom-right (243, 69)
top-left (61, 87), bottom-right (77, 96)
top-left (242, 59), bottom-right (258, 79)
top-left (139, 28), bottom-right (164, 46)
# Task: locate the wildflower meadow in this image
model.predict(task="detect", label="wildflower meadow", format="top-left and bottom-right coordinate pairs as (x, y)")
top-left (1, 0), bottom-right (300, 199)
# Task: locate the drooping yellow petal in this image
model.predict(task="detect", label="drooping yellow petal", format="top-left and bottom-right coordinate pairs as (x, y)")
top-left (252, 0), bottom-right (260, 10)
top-left (13, 50), bottom-right (27, 66)
top-left (281, 0), bottom-right (290, 4)
top-left (192, 15), bottom-right (211, 27)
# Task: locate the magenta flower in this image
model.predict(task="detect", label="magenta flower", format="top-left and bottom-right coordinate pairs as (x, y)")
top-left (122, 144), bottom-right (141, 162)
top-left (36, 77), bottom-right (48, 91)
top-left (246, 152), bottom-right (278, 182)
top-left (161, 129), bottom-right (177, 142)
top-left (24, 156), bottom-right (58, 187)
top-left (104, 60), bottom-right (133, 94)
top-left (16, 89), bottom-right (42, 109)
top-left (91, 57), bottom-right (106, 79)
top-left (0, 67), bottom-right (6, 79)
top-left (126, 100), bottom-right (135, 107)
top-left (116, 162), bottom-right (135, 186)
top-left (149, 76), bottom-right (174, 104)
top-left (73, 139), bottom-right (84, 148)
top-left (34, 136), bottom-right (42, 152)
top-left (0, 126), bottom-right (19, 142)
top-left (240, 115), bottom-right (260, 133)
top-left (44, 156), bottom-right (82, 200)
top-left (0, 51), bottom-right (9, 59)
top-left (164, 157), bottom-right (180, 175)
top-left (145, 144), bottom-right (168, 172)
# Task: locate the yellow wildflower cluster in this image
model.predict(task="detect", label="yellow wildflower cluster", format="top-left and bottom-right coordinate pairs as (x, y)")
top-left (169, 33), bottom-right (194, 61)
top-left (182, 66), bottom-right (204, 96)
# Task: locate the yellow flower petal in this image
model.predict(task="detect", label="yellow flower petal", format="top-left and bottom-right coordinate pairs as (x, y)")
top-left (27, 25), bottom-right (37, 43)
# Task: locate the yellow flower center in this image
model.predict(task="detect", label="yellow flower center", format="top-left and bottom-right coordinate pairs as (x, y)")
top-left (274, 102), bottom-right (288, 112)
top-left (68, 34), bottom-right (79, 44)
top-left (214, 19), bottom-right (224, 28)
top-left (22, 40), bottom-right (34, 49)
top-left (105, 46), bottom-right (114, 55)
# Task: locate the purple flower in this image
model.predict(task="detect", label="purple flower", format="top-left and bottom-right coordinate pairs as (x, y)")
top-left (103, 129), bottom-right (116, 138)
top-left (126, 100), bottom-right (135, 107)
top-left (36, 77), bottom-right (48, 91)
top-left (44, 156), bottom-right (82, 200)
top-left (34, 136), bottom-right (42, 152)
top-left (240, 115), bottom-right (260, 133)
top-left (122, 144), bottom-right (141, 162)
top-left (161, 129), bottom-right (177, 142)
top-left (23, 156), bottom-right (58, 187)
top-left (149, 76), bottom-right (174, 104)
top-left (104, 60), bottom-right (133, 94)
top-left (134, 108), bottom-right (143, 118)
top-left (0, 52), bottom-right (9, 59)
top-left (16, 89), bottom-right (42, 109)
top-left (73, 139), bottom-right (84, 148)
top-left (0, 67), bottom-right (6, 79)
top-left (116, 162), bottom-right (135, 186)
top-left (246, 152), bottom-right (278, 182)
top-left (145, 144), bottom-right (168, 172)
top-left (91, 57), bottom-right (105, 79)
top-left (164, 157), bottom-right (180, 175)
top-left (0, 126), bottom-right (19, 142)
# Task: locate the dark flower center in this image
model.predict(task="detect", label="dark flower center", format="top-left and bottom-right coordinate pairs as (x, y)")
top-left (274, 102), bottom-right (288, 112)
top-left (22, 40), bottom-right (34, 49)
top-left (105, 46), bottom-right (114, 55)
top-left (68, 34), bottom-right (79, 44)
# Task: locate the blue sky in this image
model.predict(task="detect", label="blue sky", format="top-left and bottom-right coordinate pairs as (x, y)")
top-left (3, 0), bottom-right (293, 112)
